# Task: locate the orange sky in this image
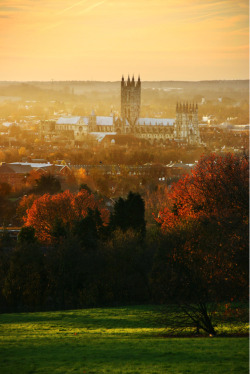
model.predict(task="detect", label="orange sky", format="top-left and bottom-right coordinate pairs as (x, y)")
top-left (0, 0), bottom-right (248, 81)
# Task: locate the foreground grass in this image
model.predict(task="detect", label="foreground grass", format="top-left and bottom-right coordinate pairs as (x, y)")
top-left (0, 306), bottom-right (248, 374)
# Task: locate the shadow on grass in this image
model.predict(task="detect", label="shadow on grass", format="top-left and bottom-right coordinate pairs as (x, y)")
top-left (2, 336), bottom-right (248, 366)
top-left (0, 306), bottom-right (248, 374)
top-left (0, 306), bottom-right (164, 329)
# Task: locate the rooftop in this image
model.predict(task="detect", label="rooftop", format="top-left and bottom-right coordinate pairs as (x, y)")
top-left (137, 118), bottom-right (175, 126)
top-left (96, 116), bottom-right (114, 126)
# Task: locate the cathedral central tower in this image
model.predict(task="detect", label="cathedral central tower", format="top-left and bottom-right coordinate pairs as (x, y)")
top-left (121, 75), bottom-right (141, 127)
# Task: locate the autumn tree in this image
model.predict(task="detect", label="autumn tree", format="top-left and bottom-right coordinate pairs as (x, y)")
top-left (24, 189), bottom-right (109, 244)
top-left (25, 170), bottom-right (43, 188)
top-left (18, 147), bottom-right (28, 158)
top-left (156, 153), bottom-right (249, 295)
top-left (153, 153), bottom-right (249, 335)
top-left (156, 153), bottom-right (248, 232)
top-left (144, 185), bottom-right (169, 224)
top-left (16, 194), bottom-right (37, 225)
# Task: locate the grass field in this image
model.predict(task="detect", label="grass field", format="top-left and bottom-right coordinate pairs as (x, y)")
top-left (0, 305), bottom-right (248, 374)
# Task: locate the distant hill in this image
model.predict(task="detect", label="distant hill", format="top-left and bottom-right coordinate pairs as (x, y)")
top-left (0, 79), bottom-right (248, 98)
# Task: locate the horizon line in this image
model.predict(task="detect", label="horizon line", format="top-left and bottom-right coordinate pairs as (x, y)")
top-left (0, 79), bottom-right (249, 83)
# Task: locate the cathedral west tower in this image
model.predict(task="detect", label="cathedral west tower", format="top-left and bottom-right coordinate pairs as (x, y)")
top-left (121, 75), bottom-right (141, 127)
top-left (175, 103), bottom-right (200, 145)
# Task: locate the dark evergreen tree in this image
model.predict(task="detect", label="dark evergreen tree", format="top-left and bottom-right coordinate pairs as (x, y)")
top-left (18, 226), bottom-right (37, 244)
top-left (110, 192), bottom-right (146, 235)
top-left (79, 183), bottom-right (92, 194)
top-left (31, 174), bottom-right (61, 195)
top-left (72, 208), bottom-right (99, 250)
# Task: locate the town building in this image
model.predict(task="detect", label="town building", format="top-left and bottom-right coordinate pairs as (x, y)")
top-left (0, 162), bottom-right (71, 188)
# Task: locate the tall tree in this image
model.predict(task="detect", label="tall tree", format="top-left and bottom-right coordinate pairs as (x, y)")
top-left (156, 153), bottom-right (249, 297)
top-left (153, 153), bottom-right (249, 334)
top-left (110, 192), bottom-right (146, 235)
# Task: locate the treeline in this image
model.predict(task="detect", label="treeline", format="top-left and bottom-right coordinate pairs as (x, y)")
top-left (0, 228), bottom-right (152, 311)
top-left (0, 214), bottom-right (247, 318)
top-left (0, 192), bottom-right (150, 311)
top-left (0, 154), bottom-right (248, 336)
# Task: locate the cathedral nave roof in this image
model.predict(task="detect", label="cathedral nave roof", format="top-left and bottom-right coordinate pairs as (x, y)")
top-left (137, 118), bottom-right (175, 126)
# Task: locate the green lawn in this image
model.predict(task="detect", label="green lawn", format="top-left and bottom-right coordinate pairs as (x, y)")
top-left (0, 306), bottom-right (248, 374)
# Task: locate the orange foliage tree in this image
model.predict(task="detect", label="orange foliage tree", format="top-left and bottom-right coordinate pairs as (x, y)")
top-left (152, 154), bottom-right (249, 334)
top-left (155, 153), bottom-right (249, 302)
top-left (24, 189), bottom-right (109, 244)
top-left (144, 185), bottom-right (169, 224)
top-left (16, 194), bottom-right (37, 224)
top-left (156, 153), bottom-right (249, 232)
top-left (25, 170), bottom-right (44, 188)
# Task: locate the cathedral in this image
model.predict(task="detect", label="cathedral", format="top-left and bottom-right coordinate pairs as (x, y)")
top-left (40, 76), bottom-right (201, 145)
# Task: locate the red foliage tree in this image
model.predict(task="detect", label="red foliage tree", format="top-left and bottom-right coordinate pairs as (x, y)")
top-left (156, 153), bottom-right (249, 232)
top-left (16, 194), bottom-right (37, 224)
top-left (24, 189), bottom-right (109, 244)
top-left (155, 153), bottom-right (249, 302)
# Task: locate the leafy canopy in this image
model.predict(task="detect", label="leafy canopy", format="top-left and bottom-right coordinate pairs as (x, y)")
top-left (24, 189), bottom-right (109, 244)
top-left (156, 153), bottom-right (249, 231)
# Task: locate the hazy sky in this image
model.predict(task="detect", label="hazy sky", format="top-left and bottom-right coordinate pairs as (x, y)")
top-left (0, 0), bottom-right (248, 81)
